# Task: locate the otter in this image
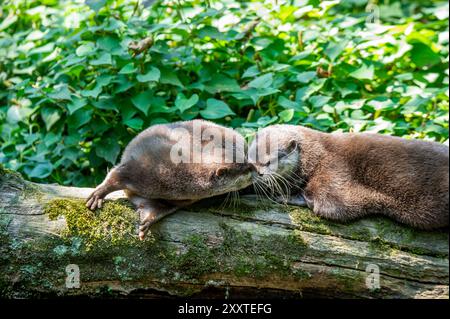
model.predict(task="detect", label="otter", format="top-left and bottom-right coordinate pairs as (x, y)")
top-left (87, 120), bottom-right (254, 239)
top-left (248, 125), bottom-right (449, 230)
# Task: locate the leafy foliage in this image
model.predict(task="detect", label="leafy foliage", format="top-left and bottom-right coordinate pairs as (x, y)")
top-left (0, 0), bottom-right (448, 186)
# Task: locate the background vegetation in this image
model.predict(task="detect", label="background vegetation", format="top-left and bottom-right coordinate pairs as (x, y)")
top-left (0, 0), bottom-right (448, 187)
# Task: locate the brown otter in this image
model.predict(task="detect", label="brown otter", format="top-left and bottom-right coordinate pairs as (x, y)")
top-left (87, 120), bottom-right (254, 239)
top-left (248, 124), bottom-right (449, 230)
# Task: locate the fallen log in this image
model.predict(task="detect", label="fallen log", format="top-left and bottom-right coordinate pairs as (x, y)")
top-left (0, 166), bottom-right (448, 298)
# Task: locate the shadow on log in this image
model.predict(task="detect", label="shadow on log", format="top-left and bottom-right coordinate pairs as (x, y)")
top-left (0, 167), bottom-right (448, 299)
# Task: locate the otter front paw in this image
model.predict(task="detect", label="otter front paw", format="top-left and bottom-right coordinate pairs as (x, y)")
top-left (138, 219), bottom-right (156, 240)
top-left (86, 187), bottom-right (106, 210)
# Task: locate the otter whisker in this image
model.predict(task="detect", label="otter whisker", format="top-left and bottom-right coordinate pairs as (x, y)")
top-left (253, 181), bottom-right (266, 205)
top-left (254, 176), bottom-right (283, 205)
top-left (231, 190), bottom-right (238, 210)
top-left (254, 178), bottom-right (271, 200)
top-left (234, 190), bottom-right (240, 210)
top-left (268, 174), bottom-right (287, 201)
top-left (220, 191), bottom-right (232, 210)
top-left (270, 174), bottom-right (290, 204)
top-left (285, 171), bottom-right (306, 185)
top-left (271, 172), bottom-right (294, 198)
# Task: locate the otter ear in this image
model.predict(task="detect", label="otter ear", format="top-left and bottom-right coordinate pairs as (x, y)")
top-left (215, 167), bottom-right (228, 177)
top-left (287, 139), bottom-right (298, 153)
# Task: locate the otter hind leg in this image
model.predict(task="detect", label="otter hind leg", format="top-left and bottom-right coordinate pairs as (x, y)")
top-left (86, 167), bottom-right (124, 210)
top-left (127, 195), bottom-right (179, 240)
top-left (304, 182), bottom-right (386, 223)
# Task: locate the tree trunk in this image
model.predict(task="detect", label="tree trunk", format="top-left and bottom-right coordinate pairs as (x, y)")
top-left (0, 168), bottom-right (448, 299)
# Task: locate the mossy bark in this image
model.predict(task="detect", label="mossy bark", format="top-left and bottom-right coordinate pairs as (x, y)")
top-left (0, 169), bottom-right (448, 299)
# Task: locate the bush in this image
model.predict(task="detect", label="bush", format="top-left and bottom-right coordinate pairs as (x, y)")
top-left (0, 0), bottom-right (448, 187)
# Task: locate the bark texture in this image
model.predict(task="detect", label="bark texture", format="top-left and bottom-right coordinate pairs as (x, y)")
top-left (0, 167), bottom-right (448, 299)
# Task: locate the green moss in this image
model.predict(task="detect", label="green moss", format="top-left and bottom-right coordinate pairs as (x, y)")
top-left (169, 222), bottom-right (309, 280)
top-left (368, 237), bottom-right (396, 256)
top-left (44, 198), bottom-right (140, 250)
top-left (0, 164), bottom-right (43, 205)
top-left (289, 207), bottom-right (333, 235)
top-left (374, 218), bottom-right (417, 241)
top-left (174, 234), bottom-right (217, 278)
top-left (0, 164), bottom-right (23, 181)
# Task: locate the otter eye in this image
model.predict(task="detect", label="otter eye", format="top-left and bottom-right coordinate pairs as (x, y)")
top-left (215, 167), bottom-right (228, 177)
top-left (287, 140), bottom-right (297, 153)
top-left (278, 151), bottom-right (288, 159)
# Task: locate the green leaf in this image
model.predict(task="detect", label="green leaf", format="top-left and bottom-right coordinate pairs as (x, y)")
top-left (296, 79), bottom-right (327, 102)
top-left (119, 63), bottom-right (137, 74)
top-left (41, 107), bottom-right (61, 131)
top-left (309, 95), bottom-right (332, 108)
top-left (96, 74), bottom-right (115, 87)
top-left (349, 63), bottom-right (374, 80)
top-left (236, 87), bottom-right (280, 105)
top-left (92, 98), bottom-right (118, 111)
top-left (67, 97), bottom-right (88, 115)
top-left (0, 13), bottom-right (17, 31)
top-left (7, 105), bottom-right (33, 123)
top-left (205, 74), bottom-right (240, 93)
top-left (243, 116), bottom-right (278, 128)
top-left (97, 36), bottom-right (122, 54)
top-left (324, 41), bottom-right (348, 61)
top-left (242, 66), bottom-right (260, 78)
top-left (123, 118), bottom-right (144, 130)
top-left (30, 43), bottom-right (55, 55)
top-left (410, 42), bottom-right (441, 68)
top-left (86, 0), bottom-right (107, 12)
top-left (49, 85), bottom-right (72, 100)
top-left (180, 107), bottom-right (199, 121)
top-left (175, 93), bottom-right (199, 113)
top-left (76, 43), bottom-right (96, 56)
top-left (136, 67), bottom-right (161, 82)
top-left (90, 53), bottom-right (112, 65)
top-left (68, 109), bottom-right (93, 129)
top-left (296, 71), bottom-right (316, 84)
top-left (80, 85), bottom-right (102, 98)
top-left (114, 76), bottom-right (134, 93)
top-left (147, 96), bottom-right (170, 114)
top-left (278, 96), bottom-right (300, 110)
top-left (198, 26), bottom-right (226, 40)
top-left (200, 99), bottom-right (235, 119)
top-left (64, 54), bottom-right (85, 68)
top-left (96, 139), bottom-right (121, 164)
top-left (401, 96), bottom-right (430, 114)
top-left (367, 97), bottom-right (396, 111)
top-left (160, 67), bottom-right (184, 87)
top-left (334, 81), bottom-right (358, 98)
top-left (279, 109), bottom-right (294, 122)
top-left (28, 162), bottom-right (53, 179)
top-left (131, 91), bottom-right (153, 115)
top-left (247, 73), bottom-right (273, 89)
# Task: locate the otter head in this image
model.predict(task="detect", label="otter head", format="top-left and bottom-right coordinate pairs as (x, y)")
top-left (247, 126), bottom-right (300, 199)
top-left (207, 162), bottom-right (255, 195)
top-left (166, 122), bottom-right (255, 200)
top-left (192, 133), bottom-right (254, 198)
